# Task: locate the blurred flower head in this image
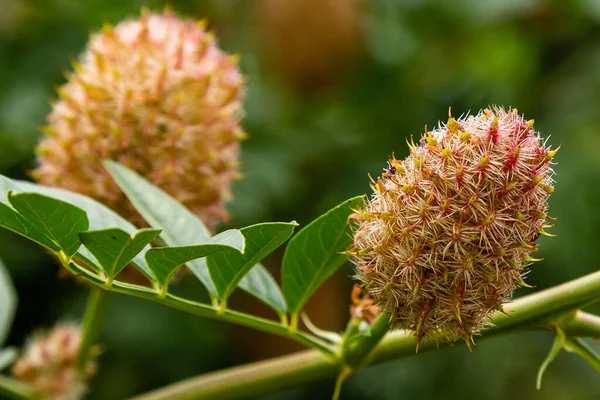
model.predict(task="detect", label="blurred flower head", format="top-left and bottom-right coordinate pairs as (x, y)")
top-left (12, 323), bottom-right (96, 400)
top-left (349, 106), bottom-right (558, 345)
top-left (33, 9), bottom-right (246, 230)
top-left (350, 284), bottom-right (381, 324)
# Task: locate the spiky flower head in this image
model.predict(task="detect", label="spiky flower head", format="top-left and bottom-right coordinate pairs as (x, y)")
top-left (12, 323), bottom-right (96, 400)
top-left (33, 9), bottom-right (246, 230)
top-left (349, 107), bottom-right (558, 345)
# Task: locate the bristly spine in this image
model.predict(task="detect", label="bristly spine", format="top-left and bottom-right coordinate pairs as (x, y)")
top-left (348, 106), bottom-right (559, 347)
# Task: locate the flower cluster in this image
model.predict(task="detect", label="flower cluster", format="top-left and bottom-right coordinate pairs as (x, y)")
top-left (12, 324), bottom-right (96, 400)
top-left (33, 9), bottom-right (246, 230)
top-left (349, 107), bottom-right (558, 345)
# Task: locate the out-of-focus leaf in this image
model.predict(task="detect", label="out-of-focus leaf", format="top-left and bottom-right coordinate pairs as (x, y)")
top-left (0, 258), bottom-right (16, 346)
top-left (282, 196), bottom-right (364, 315)
top-left (300, 313), bottom-right (342, 344)
top-left (238, 263), bottom-right (287, 315)
top-left (104, 160), bottom-right (290, 306)
top-left (104, 160), bottom-right (216, 294)
top-left (145, 229), bottom-right (245, 290)
top-left (79, 228), bottom-right (162, 281)
top-left (0, 347), bottom-right (17, 371)
top-left (207, 222), bottom-right (296, 306)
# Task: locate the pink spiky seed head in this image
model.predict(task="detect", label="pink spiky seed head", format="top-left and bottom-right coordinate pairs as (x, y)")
top-left (348, 106), bottom-right (558, 345)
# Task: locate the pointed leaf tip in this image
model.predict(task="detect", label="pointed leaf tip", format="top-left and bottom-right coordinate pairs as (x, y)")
top-left (79, 228), bottom-right (162, 281)
top-left (207, 222), bottom-right (295, 305)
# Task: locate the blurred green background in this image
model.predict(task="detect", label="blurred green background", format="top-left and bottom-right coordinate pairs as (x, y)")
top-left (1, 0), bottom-right (600, 399)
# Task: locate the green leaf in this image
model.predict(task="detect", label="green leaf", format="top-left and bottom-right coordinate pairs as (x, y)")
top-left (104, 160), bottom-right (290, 308)
top-left (536, 327), bottom-right (566, 389)
top-left (239, 263), bottom-right (287, 315)
top-left (282, 196), bottom-right (364, 315)
top-left (79, 228), bottom-right (162, 281)
top-left (0, 175), bottom-right (156, 280)
top-left (0, 258), bottom-right (17, 346)
top-left (564, 337), bottom-right (600, 374)
top-left (103, 160), bottom-right (216, 294)
top-left (145, 229), bottom-right (245, 290)
top-left (0, 201), bottom-right (60, 252)
top-left (0, 347), bottom-right (17, 371)
top-left (207, 222), bottom-right (296, 305)
top-left (7, 192), bottom-right (89, 257)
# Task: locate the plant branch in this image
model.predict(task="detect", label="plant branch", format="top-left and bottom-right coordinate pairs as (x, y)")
top-left (0, 375), bottom-right (37, 400)
top-left (561, 310), bottom-right (600, 338)
top-left (77, 288), bottom-right (110, 371)
top-left (128, 269), bottom-right (600, 400)
top-left (129, 351), bottom-right (339, 400)
top-left (344, 313), bottom-right (391, 368)
top-left (66, 261), bottom-right (337, 356)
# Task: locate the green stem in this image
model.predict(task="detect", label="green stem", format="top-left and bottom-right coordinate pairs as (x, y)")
top-left (128, 269), bottom-right (600, 400)
top-left (289, 313), bottom-right (299, 334)
top-left (0, 375), bottom-right (37, 400)
top-left (77, 288), bottom-right (110, 371)
top-left (128, 351), bottom-right (339, 400)
top-left (561, 310), bottom-right (600, 338)
top-left (536, 327), bottom-right (566, 390)
top-left (331, 366), bottom-right (351, 400)
top-left (341, 317), bottom-right (360, 343)
top-left (67, 261), bottom-right (336, 356)
top-left (344, 313), bottom-right (391, 368)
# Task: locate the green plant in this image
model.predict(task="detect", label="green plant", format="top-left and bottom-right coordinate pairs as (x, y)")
top-left (0, 8), bottom-right (599, 400)
top-left (0, 131), bottom-right (599, 399)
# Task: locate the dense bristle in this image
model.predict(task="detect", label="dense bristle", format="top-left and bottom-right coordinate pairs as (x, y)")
top-left (349, 106), bottom-right (557, 344)
top-left (33, 10), bottom-right (246, 230)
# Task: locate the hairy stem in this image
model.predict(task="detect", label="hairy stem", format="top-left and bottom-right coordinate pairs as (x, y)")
top-left (129, 270), bottom-right (600, 400)
top-left (67, 262), bottom-right (336, 356)
top-left (77, 288), bottom-right (110, 371)
top-left (0, 375), bottom-right (37, 400)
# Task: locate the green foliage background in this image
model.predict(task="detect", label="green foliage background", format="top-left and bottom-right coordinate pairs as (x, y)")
top-left (1, 0), bottom-right (600, 399)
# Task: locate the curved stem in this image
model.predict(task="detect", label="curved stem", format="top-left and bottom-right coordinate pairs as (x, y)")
top-left (128, 269), bottom-right (600, 400)
top-left (77, 288), bottom-right (110, 371)
top-left (67, 261), bottom-right (336, 356)
top-left (0, 375), bottom-right (37, 400)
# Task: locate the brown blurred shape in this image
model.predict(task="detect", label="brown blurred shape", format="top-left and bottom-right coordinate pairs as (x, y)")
top-left (257, 0), bottom-right (362, 91)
